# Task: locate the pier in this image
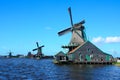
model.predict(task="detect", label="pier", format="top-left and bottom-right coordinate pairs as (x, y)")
top-left (54, 60), bottom-right (113, 65)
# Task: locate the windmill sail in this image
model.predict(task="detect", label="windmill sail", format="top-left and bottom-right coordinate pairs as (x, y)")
top-left (68, 7), bottom-right (74, 26)
top-left (36, 42), bottom-right (39, 47)
top-left (58, 27), bottom-right (71, 36)
top-left (33, 48), bottom-right (37, 51)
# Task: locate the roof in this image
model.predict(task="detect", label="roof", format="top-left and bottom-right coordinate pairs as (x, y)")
top-left (68, 42), bottom-right (86, 54)
top-left (55, 51), bottom-right (66, 56)
top-left (68, 41), bottom-right (113, 57)
top-left (104, 52), bottom-right (113, 56)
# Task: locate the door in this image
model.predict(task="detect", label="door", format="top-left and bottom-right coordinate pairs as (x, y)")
top-left (106, 55), bottom-right (110, 61)
top-left (86, 55), bottom-right (91, 61)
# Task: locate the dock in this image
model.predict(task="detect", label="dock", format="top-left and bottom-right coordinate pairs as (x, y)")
top-left (54, 60), bottom-right (113, 65)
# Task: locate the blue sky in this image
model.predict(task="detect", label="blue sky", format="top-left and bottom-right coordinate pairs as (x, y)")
top-left (0, 0), bottom-right (120, 57)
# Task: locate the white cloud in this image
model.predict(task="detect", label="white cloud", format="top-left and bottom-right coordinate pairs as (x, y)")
top-left (92, 36), bottom-right (120, 43)
top-left (105, 37), bottom-right (120, 43)
top-left (109, 49), bottom-right (118, 54)
top-left (92, 37), bottom-right (104, 43)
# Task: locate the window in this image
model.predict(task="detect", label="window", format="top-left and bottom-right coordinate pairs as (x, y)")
top-left (92, 51), bottom-right (93, 53)
top-left (88, 48), bottom-right (90, 52)
top-left (90, 54), bottom-right (93, 58)
top-left (68, 54), bottom-right (74, 60)
top-left (79, 53), bottom-right (82, 61)
top-left (72, 54), bottom-right (75, 60)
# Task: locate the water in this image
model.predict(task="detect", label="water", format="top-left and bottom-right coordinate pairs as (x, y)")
top-left (0, 58), bottom-right (120, 80)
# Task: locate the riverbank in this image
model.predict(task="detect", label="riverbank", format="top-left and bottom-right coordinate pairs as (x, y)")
top-left (113, 62), bottom-right (120, 66)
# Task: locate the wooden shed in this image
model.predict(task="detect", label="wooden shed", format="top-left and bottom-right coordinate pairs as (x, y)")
top-left (54, 51), bottom-right (67, 62)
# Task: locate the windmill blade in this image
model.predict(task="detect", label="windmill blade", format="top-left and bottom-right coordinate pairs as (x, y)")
top-left (40, 45), bottom-right (44, 48)
top-left (74, 20), bottom-right (85, 28)
top-left (68, 7), bottom-right (74, 26)
top-left (33, 48), bottom-right (37, 51)
top-left (58, 27), bottom-right (71, 36)
top-left (36, 42), bottom-right (39, 47)
top-left (79, 20), bottom-right (85, 24)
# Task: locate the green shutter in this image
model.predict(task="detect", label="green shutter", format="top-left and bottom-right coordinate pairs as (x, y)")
top-left (106, 55), bottom-right (110, 61)
top-left (69, 54), bottom-right (74, 60)
top-left (72, 54), bottom-right (74, 60)
top-left (86, 55), bottom-right (91, 61)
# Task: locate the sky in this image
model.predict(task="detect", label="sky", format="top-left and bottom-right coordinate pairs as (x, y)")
top-left (0, 0), bottom-right (120, 57)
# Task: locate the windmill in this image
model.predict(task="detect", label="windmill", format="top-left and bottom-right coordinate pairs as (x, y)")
top-left (58, 7), bottom-right (87, 52)
top-left (7, 50), bottom-right (13, 58)
top-left (33, 42), bottom-right (44, 58)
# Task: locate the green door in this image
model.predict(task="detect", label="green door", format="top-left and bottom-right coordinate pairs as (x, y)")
top-left (106, 55), bottom-right (110, 61)
top-left (86, 55), bottom-right (91, 61)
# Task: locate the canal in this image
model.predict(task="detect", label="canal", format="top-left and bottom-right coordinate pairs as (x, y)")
top-left (0, 58), bottom-right (120, 80)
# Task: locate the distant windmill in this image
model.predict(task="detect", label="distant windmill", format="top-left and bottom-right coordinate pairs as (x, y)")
top-left (58, 7), bottom-right (87, 52)
top-left (8, 50), bottom-right (13, 58)
top-left (33, 42), bottom-right (44, 58)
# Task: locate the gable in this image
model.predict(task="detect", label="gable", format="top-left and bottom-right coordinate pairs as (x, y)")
top-left (78, 41), bottom-right (104, 54)
top-left (55, 51), bottom-right (65, 56)
top-left (69, 41), bottom-right (112, 56)
top-left (68, 42), bottom-right (85, 54)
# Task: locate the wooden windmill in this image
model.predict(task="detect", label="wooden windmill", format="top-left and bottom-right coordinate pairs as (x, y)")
top-left (55, 7), bottom-right (114, 64)
top-left (58, 7), bottom-right (87, 52)
top-left (33, 42), bottom-right (44, 58)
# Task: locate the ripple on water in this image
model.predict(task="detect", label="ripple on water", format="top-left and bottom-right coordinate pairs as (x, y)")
top-left (0, 58), bottom-right (120, 80)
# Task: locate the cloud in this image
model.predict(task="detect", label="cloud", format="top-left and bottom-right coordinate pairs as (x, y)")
top-left (109, 49), bottom-right (118, 54)
top-left (92, 36), bottom-right (120, 43)
top-left (105, 37), bottom-right (120, 43)
top-left (92, 37), bottom-right (104, 43)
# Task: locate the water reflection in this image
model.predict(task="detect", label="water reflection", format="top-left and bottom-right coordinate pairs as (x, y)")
top-left (0, 58), bottom-right (120, 80)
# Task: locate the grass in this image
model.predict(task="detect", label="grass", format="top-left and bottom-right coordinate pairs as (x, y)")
top-left (113, 62), bottom-right (120, 66)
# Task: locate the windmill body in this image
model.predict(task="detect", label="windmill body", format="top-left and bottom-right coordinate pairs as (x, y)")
top-left (69, 22), bottom-right (86, 46)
